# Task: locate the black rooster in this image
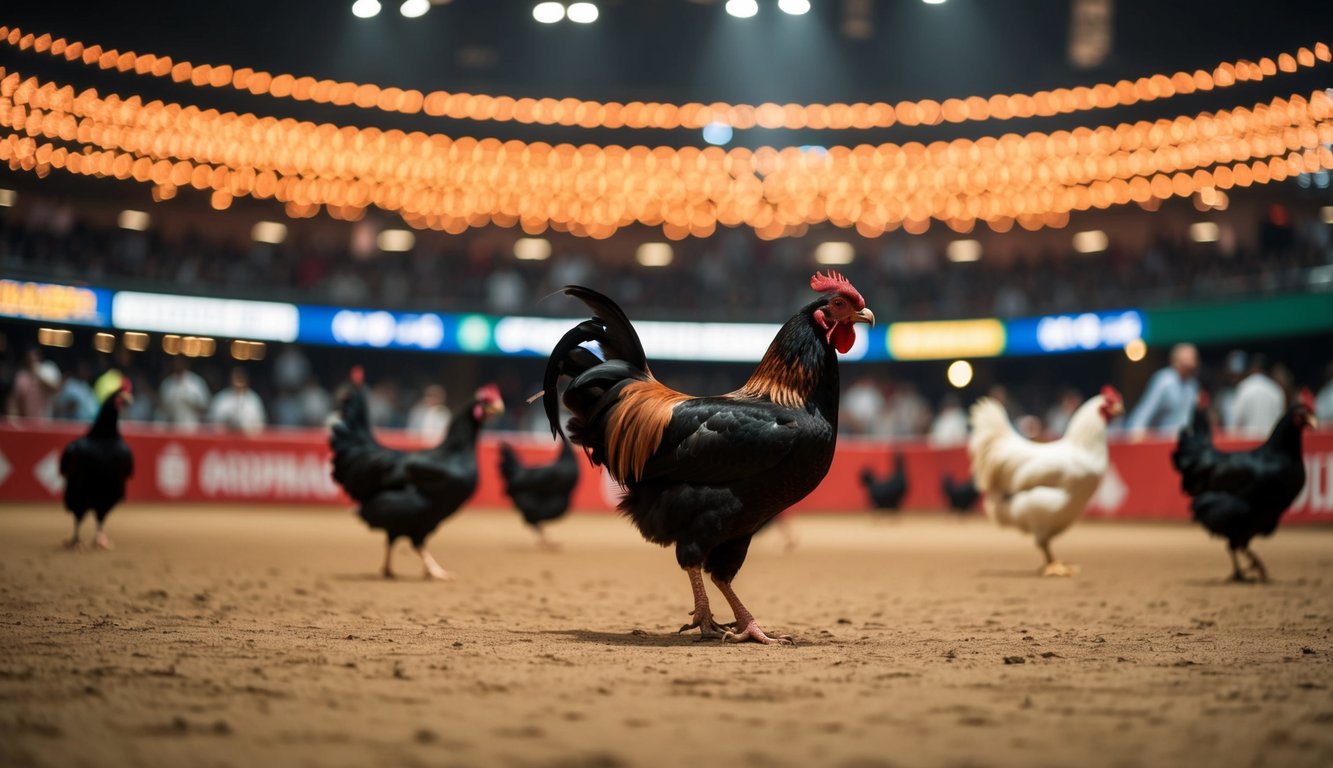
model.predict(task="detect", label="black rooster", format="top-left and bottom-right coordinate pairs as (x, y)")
top-left (1172, 390), bottom-right (1316, 582)
top-left (60, 381), bottom-right (134, 549)
top-left (540, 272), bottom-right (874, 644)
top-left (498, 438), bottom-right (579, 550)
top-left (940, 472), bottom-right (980, 515)
top-left (330, 371), bottom-right (505, 579)
top-left (861, 453), bottom-right (908, 515)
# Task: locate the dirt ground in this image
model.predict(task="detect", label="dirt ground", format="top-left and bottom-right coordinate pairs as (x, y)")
top-left (0, 504), bottom-right (1330, 768)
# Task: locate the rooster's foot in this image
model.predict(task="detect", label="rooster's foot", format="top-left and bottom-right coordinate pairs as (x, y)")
top-left (678, 611), bottom-right (733, 640)
top-left (723, 620), bottom-right (793, 645)
top-left (93, 534), bottom-right (113, 551)
top-left (1040, 561), bottom-right (1077, 577)
top-left (63, 538), bottom-right (84, 551)
top-left (423, 567), bottom-right (454, 582)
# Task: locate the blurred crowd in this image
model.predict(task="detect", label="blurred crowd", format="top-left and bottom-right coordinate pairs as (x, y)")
top-left (6, 328), bottom-right (1330, 445)
top-left (2, 197), bottom-right (1330, 322)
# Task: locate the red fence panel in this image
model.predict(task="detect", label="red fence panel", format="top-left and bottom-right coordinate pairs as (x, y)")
top-left (1, 422), bottom-right (1329, 524)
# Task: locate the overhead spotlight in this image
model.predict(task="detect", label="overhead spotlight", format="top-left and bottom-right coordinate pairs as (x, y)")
top-left (0, 188), bottom-right (15, 207)
top-left (1321, 205), bottom-right (1333, 224)
top-left (352, 0), bottom-right (383, 19)
top-left (922, 0), bottom-right (947, 5)
top-left (725, 0), bottom-right (759, 19)
top-left (399, 0), bottom-right (430, 18)
top-left (778, 0), bottom-right (811, 14)
top-left (567, 2), bottom-right (599, 23)
top-left (533, 1), bottom-right (565, 23)
top-left (701, 122), bottom-right (733, 146)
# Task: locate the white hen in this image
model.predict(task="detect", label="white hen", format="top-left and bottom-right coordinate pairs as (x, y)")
top-left (968, 387), bottom-right (1124, 576)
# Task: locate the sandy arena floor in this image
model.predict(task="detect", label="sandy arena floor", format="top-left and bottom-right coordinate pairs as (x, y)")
top-left (0, 504), bottom-right (1330, 768)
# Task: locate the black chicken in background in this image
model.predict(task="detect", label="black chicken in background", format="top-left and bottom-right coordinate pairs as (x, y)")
top-left (60, 380), bottom-right (134, 550)
top-left (1172, 389), bottom-right (1316, 582)
top-left (499, 438), bottom-right (579, 550)
top-left (330, 368), bottom-right (505, 580)
top-left (940, 472), bottom-right (979, 516)
top-left (861, 453), bottom-right (908, 515)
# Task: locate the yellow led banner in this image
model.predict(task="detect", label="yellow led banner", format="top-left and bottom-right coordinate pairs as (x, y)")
top-left (888, 319), bottom-right (1006, 360)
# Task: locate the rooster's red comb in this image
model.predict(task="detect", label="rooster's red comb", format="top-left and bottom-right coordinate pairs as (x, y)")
top-left (1299, 387), bottom-right (1315, 411)
top-left (349, 365), bottom-right (365, 386)
top-left (810, 270), bottom-right (865, 308)
top-left (1100, 385), bottom-right (1122, 405)
top-left (810, 270), bottom-right (851, 293)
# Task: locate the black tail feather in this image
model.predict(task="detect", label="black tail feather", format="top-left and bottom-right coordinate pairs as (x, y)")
top-left (541, 286), bottom-right (651, 440)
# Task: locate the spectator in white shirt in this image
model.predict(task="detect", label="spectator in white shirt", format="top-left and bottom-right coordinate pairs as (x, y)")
top-left (1316, 362), bottom-right (1333, 424)
top-left (209, 367), bottom-right (266, 435)
top-left (928, 394), bottom-right (969, 446)
top-left (158, 358), bottom-right (212, 429)
top-left (1226, 354), bottom-right (1286, 437)
top-left (405, 385), bottom-right (451, 445)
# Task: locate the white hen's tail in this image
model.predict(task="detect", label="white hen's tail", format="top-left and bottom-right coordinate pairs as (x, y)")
top-left (967, 397), bottom-right (1016, 494)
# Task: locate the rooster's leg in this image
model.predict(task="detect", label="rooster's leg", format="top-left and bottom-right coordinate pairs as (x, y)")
top-left (415, 547), bottom-right (453, 581)
top-left (533, 525), bottom-right (562, 552)
top-left (1227, 547), bottom-right (1249, 582)
top-left (677, 566), bottom-right (728, 639)
top-left (1038, 540), bottom-right (1076, 577)
top-left (93, 518), bottom-right (113, 550)
top-left (64, 516), bottom-right (82, 549)
top-left (381, 540), bottom-right (396, 579)
top-left (1242, 547), bottom-right (1269, 582)
top-left (712, 578), bottom-right (793, 645)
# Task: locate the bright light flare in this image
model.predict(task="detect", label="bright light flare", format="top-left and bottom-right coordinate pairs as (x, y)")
top-left (726, 0), bottom-right (759, 19)
top-left (567, 2), bottom-right (599, 23)
top-left (947, 360), bottom-right (973, 388)
top-left (533, 2), bottom-right (565, 23)
top-left (118, 210), bottom-right (150, 231)
top-left (636, 243), bottom-right (673, 267)
top-left (1189, 222), bottom-right (1220, 243)
top-left (702, 122), bottom-right (733, 146)
top-left (514, 237), bottom-right (552, 260)
top-left (1124, 339), bottom-right (1147, 362)
top-left (252, 221), bottom-right (288, 244)
top-left (352, 0), bottom-right (383, 19)
top-left (814, 242), bottom-right (854, 265)
top-left (377, 229), bottom-right (416, 252)
top-left (399, 0), bottom-right (430, 18)
top-left (778, 0), bottom-right (811, 14)
top-left (0, 189), bottom-right (15, 207)
top-left (1072, 230), bottom-right (1108, 253)
top-left (946, 239), bottom-right (982, 262)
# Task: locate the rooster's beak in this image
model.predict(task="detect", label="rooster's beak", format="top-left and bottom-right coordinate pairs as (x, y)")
top-left (1308, 413), bottom-right (1319, 429)
top-left (485, 400), bottom-right (506, 417)
top-left (119, 392), bottom-right (134, 406)
top-left (853, 308), bottom-right (876, 326)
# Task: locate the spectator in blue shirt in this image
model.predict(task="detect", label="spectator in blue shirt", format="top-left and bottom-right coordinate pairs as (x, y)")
top-left (1126, 343), bottom-right (1199, 438)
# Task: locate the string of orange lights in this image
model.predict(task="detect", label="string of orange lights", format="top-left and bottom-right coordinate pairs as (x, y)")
top-left (2, 24), bottom-right (1330, 131)
top-left (5, 66), bottom-right (1329, 203)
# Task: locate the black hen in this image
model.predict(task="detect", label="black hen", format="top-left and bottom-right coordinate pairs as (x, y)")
top-left (330, 373), bottom-right (504, 579)
top-left (540, 272), bottom-right (874, 644)
top-left (60, 382), bottom-right (134, 549)
top-left (1172, 390), bottom-right (1316, 582)
top-left (861, 453), bottom-right (908, 514)
top-left (940, 472), bottom-right (980, 515)
top-left (499, 438), bottom-right (579, 549)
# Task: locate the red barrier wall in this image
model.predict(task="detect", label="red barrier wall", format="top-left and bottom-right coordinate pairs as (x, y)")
top-left (1, 422), bottom-right (1330, 523)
